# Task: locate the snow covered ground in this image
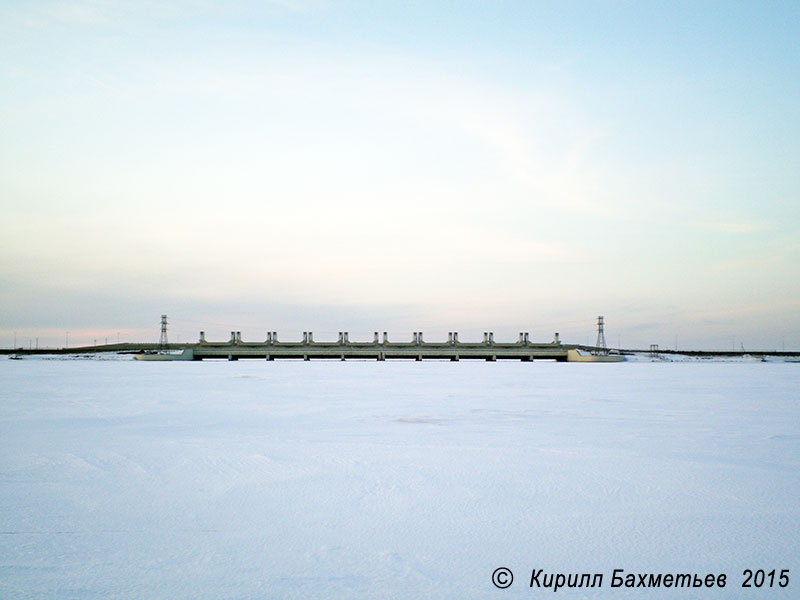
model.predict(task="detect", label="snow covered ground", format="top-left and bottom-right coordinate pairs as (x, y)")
top-left (1, 358), bottom-right (798, 598)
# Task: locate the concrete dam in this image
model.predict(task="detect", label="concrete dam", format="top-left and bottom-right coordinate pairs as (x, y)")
top-left (168, 331), bottom-right (620, 362)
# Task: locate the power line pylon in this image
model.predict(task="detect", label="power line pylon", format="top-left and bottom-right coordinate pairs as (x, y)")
top-left (160, 315), bottom-right (168, 349)
top-left (595, 316), bottom-right (607, 355)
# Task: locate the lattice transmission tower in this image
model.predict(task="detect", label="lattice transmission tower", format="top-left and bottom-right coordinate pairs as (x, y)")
top-left (595, 315), bottom-right (607, 355)
top-left (159, 315), bottom-right (168, 349)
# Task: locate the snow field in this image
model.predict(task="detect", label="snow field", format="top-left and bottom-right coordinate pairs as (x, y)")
top-left (1, 359), bottom-right (798, 598)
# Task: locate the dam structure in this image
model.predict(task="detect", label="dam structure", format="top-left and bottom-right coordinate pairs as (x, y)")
top-left (183, 331), bottom-right (602, 362)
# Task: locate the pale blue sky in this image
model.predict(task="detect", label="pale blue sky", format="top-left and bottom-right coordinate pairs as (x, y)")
top-left (1, 0), bottom-right (799, 350)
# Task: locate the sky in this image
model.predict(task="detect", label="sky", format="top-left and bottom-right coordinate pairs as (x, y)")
top-left (1, 0), bottom-right (799, 350)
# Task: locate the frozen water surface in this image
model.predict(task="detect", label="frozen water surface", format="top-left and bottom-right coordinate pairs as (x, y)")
top-left (1, 359), bottom-right (798, 598)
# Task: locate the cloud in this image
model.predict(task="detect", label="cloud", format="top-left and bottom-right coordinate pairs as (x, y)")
top-left (690, 221), bottom-right (771, 234)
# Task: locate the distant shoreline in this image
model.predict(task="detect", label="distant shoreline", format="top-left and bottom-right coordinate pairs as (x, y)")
top-left (3, 344), bottom-right (800, 363)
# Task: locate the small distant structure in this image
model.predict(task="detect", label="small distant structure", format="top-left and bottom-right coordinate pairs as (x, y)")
top-left (594, 316), bottom-right (607, 355)
top-left (649, 344), bottom-right (659, 359)
top-left (159, 315), bottom-right (168, 349)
